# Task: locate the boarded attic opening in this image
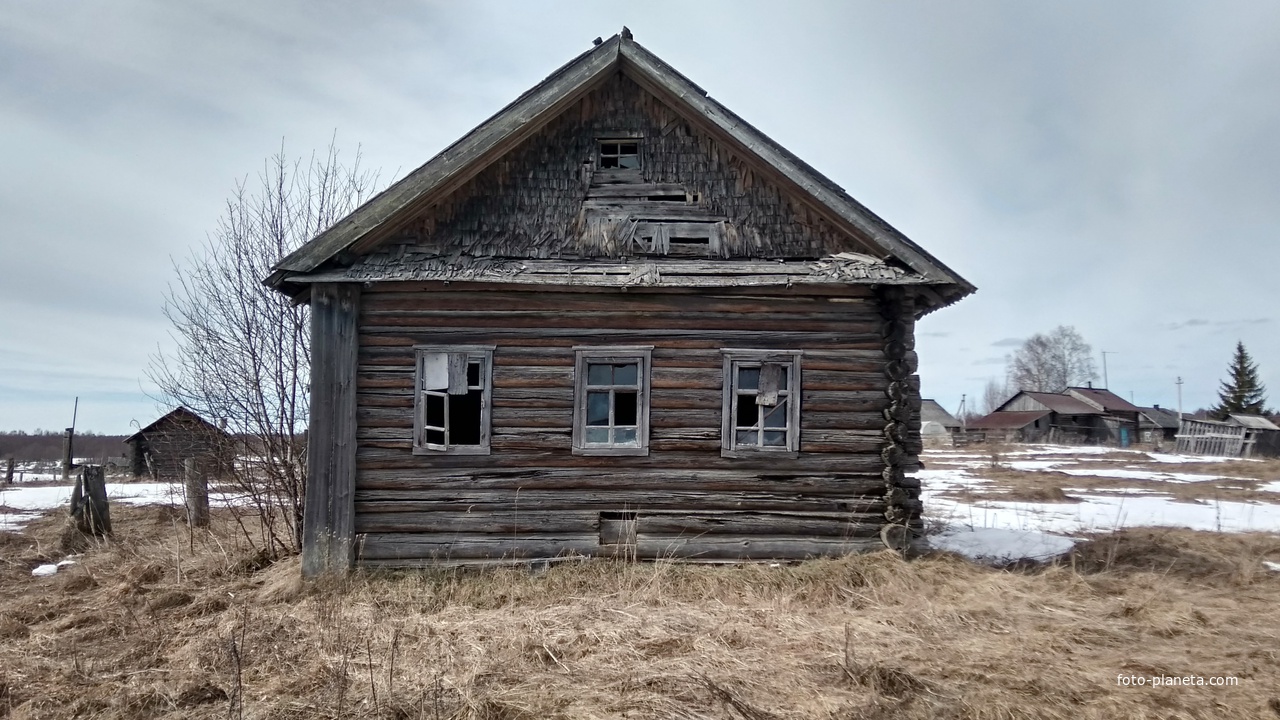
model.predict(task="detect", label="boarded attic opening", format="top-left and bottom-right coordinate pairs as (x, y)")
top-left (599, 511), bottom-right (638, 546)
top-left (599, 141), bottom-right (639, 169)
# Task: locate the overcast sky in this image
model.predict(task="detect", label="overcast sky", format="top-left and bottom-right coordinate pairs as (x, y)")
top-left (3, 1), bottom-right (1278, 433)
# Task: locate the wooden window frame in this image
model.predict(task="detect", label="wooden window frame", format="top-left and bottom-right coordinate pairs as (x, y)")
top-left (572, 346), bottom-right (653, 456)
top-left (720, 349), bottom-right (803, 458)
top-left (412, 345), bottom-right (495, 456)
top-left (597, 137), bottom-right (641, 171)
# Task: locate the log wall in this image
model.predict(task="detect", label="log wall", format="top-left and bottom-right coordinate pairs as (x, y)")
top-left (352, 284), bottom-right (911, 566)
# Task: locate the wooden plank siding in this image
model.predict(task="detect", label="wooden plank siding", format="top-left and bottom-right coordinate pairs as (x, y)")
top-left (351, 285), bottom-right (896, 564)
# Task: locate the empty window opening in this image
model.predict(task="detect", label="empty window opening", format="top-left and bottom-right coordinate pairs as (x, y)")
top-left (646, 193), bottom-right (687, 202)
top-left (669, 236), bottom-right (710, 245)
top-left (599, 141), bottom-right (640, 169)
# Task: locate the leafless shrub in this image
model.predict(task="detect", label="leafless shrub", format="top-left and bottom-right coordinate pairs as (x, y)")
top-left (148, 138), bottom-right (378, 553)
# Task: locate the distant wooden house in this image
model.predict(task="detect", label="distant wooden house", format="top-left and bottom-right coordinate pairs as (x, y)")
top-left (1137, 406), bottom-right (1181, 443)
top-left (264, 32), bottom-right (975, 574)
top-left (919, 399), bottom-right (961, 447)
top-left (124, 407), bottom-right (233, 480)
top-left (969, 391), bottom-right (1104, 444)
top-left (1064, 387), bottom-right (1141, 447)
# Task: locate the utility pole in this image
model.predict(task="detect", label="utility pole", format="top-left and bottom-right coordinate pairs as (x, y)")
top-left (957, 394), bottom-right (967, 430)
top-left (1176, 376), bottom-right (1184, 419)
top-left (1101, 351), bottom-right (1118, 389)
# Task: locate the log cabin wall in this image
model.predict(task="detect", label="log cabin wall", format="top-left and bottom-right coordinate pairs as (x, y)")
top-left (353, 283), bottom-right (906, 565)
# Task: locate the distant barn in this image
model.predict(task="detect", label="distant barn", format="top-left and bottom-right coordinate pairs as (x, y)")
top-left (124, 407), bottom-right (233, 479)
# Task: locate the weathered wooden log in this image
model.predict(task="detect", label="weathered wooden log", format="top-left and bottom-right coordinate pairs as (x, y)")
top-left (184, 458), bottom-right (210, 528)
top-left (61, 428), bottom-right (73, 481)
top-left (70, 465), bottom-right (111, 536)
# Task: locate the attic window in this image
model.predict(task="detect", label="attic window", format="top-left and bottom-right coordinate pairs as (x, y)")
top-left (599, 141), bottom-right (640, 170)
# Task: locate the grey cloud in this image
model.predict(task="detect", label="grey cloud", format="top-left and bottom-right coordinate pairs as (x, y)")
top-left (991, 338), bottom-right (1023, 347)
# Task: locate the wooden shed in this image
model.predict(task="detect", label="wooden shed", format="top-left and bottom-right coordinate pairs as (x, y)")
top-left (124, 407), bottom-right (233, 480)
top-left (265, 32), bottom-right (974, 574)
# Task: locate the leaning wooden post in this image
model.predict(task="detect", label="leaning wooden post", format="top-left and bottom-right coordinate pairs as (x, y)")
top-left (61, 428), bottom-right (74, 480)
top-left (70, 465), bottom-right (112, 536)
top-left (3, 457), bottom-right (14, 485)
top-left (184, 458), bottom-right (210, 528)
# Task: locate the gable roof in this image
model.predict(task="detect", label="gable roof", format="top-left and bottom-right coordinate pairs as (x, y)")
top-left (1000, 391), bottom-right (1102, 416)
top-left (124, 407), bottom-right (228, 443)
top-left (1138, 406), bottom-right (1182, 429)
top-left (967, 410), bottom-right (1050, 430)
top-left (1065, 387), bottom-right (1142, 413)
top-left (920, 399), bottom-right (961, 429)
top-left (1227, 414), bottom-right (1280, 431)
top-left (264, 31), bottom-right (973, 309)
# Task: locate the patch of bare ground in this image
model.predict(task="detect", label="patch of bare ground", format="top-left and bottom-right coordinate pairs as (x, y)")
top-left (938, 462), bottom-right (1280, 505)
top-left (1, 507), bottom-right (1279, 718)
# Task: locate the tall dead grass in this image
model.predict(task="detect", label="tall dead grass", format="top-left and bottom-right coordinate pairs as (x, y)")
top-left (1, 507), bottom-right (1278, 719)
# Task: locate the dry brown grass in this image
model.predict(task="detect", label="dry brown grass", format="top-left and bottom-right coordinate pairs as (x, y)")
top-left (2, 506), bottom-right (1280, 719)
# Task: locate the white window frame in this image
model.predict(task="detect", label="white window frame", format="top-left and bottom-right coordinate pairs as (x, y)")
top-left (572, 346), bottom-right (653, 456)
top-left (412, 345), bottom-right (495, 455)
top-left (721, 349), bottom-right (802, 458)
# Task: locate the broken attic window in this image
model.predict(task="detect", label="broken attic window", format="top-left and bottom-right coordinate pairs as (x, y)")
top-left (599, 141), bottom-right (640, 170)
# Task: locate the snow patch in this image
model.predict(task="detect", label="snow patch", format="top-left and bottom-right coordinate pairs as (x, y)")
top-left (1264, 561), bottom-right (1280, 573)
top-left (930, 528), bottom-right (1077, 563)
top-left (31, 564), bottom-right (58, 577)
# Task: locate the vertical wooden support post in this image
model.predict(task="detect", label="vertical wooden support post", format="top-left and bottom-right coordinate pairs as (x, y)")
top-left (4, 457), bottom-right (13, 485)
top-left (184, 458), bottom-right (210, 528)
top-left (61, 428), bottom-right (74, 480)
top-left (302, 282), bottom-right (360, 577)
top-left (70, 465), bottom-right (112, 536)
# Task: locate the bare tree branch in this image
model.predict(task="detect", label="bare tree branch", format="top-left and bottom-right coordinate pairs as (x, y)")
top-left (148, 138), bottom-right (378, 552)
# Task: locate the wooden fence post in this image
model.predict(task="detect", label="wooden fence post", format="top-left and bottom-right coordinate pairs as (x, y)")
top-left (184, 458), bottom-right (210, 528)
top-left (4, 457), bottom-right (13, 485)
top-left (70, 465), bottom-right (112, 536)
top-left (61, 428), bottom-right (74, 480)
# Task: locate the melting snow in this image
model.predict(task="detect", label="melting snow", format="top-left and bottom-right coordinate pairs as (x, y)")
top-left (930, 528), bottom-right (1078, 563)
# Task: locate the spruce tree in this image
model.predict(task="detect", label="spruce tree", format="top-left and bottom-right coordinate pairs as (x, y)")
top-left (1211, 341), bottom-right (1269, 419)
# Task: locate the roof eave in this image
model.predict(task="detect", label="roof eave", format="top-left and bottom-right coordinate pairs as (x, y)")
top-left (264, 35), bottom-right (625, 290)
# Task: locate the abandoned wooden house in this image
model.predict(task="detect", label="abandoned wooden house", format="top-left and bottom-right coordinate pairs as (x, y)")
top-left (124, 407), bottom-right (233, 480)
top-left (970, 391), bottom-right (1104, 444)
top-left (1064, 386), bottom-right (1141, 447)
top-left (1137, 405), bottom-right (1181, 444)
top-left (264, 31), bottom-right (974, 574)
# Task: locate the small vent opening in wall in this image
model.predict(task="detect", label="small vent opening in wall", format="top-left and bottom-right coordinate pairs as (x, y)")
top-left (599, 511), bottom-right (638, 546)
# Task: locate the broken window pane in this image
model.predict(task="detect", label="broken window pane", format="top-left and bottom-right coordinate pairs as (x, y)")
top-left (586, 392), bottom-right (610, 426)
top-left (615, 391), bottom-right (638, 425)
top-left (736, 396), bottom-right (758, 428)
top-left (736, 430), bottom-right (756, 445)
top-left (614, 363), bottom-right (638, 385)
top-left (449, 390), bottom-right (483, 445)
top-left (587, 363), bottom-right (612, 386)
top-left (619, 143), bottom-right (638, 155)
top-left (425, 429), bottom-right (445, 445)
top-left (618, 155), bottom-right (640, 169)
top-left (422, 353), bottom-right (449, 390)
top-left (425, 394), bottom-right (445, 428)
top-left (763, 401), bottom-right (788, 428)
